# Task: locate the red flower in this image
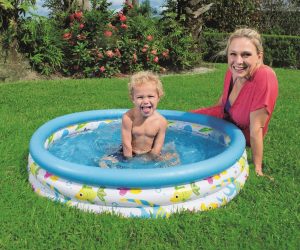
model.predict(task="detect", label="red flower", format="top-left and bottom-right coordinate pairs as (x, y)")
top-left (162, 49), bottom-right (169, 58)
top-left (104, 30), bottom-right (113, 37)
top-left (69, 14), bottom-right (75, 22)
top-left (133, 53), bottom-right (137, 63)
top-left (105, 50), bottom-right (114, 58)
top-left (114, 48), bottom-right (121, 57)
top-left (120, 23), bottom-right (128, 29)
top-left (125, 0), bottom-right (133, 9)
top-left (63, 33), bottom-right (72, 40)
top-left (74, 11), bottom-right (83, 20)
top-left (141, 44), bottom-right (149, 53)
top-left (79, 23), bottom-right (84, 29)
top-left (99, 66), bottom-right (105, 72)
top-left (119, 14), bottom-right (127, 22)
top-left (108, 23), bottom-right (117, 30)
top-left (151, 50), bottom-right (157, 55)
top-left (153, 56), bottom-right (159, 63)
top-left (97, 52), bottom-right (103, 59)
top-left (146, 35), bottom-right (153, 41)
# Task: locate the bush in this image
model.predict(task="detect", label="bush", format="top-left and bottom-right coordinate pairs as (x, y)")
top-left (159, 12), bottom-right (201, 71)
top-left (200, 0), bottom-right (261, 33)
top-left (200, 0), bottom-right (300, 36)
top-left (263, 35), bottom-right (300, 69)
top-left (201, 32), bottom-right (300, 69)
top-left (14, 1), bottom-right (201, 78)
top-left (18, 16), bottom-right (64, 75)
top-left (200, 32), bottom-right (227, 63)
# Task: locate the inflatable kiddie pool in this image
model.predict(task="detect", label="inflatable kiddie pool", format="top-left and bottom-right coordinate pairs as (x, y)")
top-left (28, 109), bottom-right (249, 218)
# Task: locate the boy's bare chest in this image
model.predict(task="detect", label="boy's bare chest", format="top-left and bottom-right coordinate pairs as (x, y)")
top-left (132, 121), bottom-right (159, 138)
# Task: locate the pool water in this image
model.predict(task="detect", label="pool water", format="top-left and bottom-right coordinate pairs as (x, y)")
top-left (48, 120), bottom-right (227, 169)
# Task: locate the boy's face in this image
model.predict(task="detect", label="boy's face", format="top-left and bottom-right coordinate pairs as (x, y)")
top-left (132, 82), bottom-right (160, 117)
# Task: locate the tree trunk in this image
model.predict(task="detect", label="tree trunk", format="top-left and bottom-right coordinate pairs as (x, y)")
top-left (185, 3), bottom-right (214, 40)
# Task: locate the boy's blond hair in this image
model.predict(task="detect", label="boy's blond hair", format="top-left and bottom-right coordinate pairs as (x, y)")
top-left (128, 71), bottom-right (164, 99)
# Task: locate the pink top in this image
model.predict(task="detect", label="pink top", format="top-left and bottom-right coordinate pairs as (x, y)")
top-left (221, 65), bottom-right (278, 144)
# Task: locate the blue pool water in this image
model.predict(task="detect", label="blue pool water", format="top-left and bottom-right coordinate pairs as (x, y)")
top-left (48, 120), bottom-right (227, 169)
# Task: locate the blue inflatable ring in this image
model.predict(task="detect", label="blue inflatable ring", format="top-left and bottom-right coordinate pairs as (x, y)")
top-left (29, 109), bottom-right (245, 188)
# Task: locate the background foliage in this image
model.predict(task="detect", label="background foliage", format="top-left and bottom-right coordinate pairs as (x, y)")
top-left (201, 32), bottom-right (300, 69)
top-left (198, 0), bottom-right (300, 36)
top-left (13, 1), bottom-right (199, 77)
top-left (1, 0), bottom-right (300, 77)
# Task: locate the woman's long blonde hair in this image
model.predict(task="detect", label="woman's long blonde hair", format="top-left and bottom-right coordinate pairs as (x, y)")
top-left (225, 28), bottom-right (264, 57)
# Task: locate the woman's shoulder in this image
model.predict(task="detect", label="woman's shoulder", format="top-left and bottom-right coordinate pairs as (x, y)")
top-left (255, 65), bottom-right (277, 78)
top-left (252, 65), bottom-right (278, 93)
top-left (252, 65), bottom-right (278, 84)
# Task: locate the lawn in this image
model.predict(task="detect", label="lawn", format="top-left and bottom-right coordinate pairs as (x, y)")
top-left (0, 64), bottom-right (298, 249)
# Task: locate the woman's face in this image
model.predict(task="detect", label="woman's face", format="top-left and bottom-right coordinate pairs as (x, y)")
top-left (227, 37), bottom-right (262, 79)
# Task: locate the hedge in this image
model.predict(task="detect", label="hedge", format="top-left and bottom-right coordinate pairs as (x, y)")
top-left (201, 32), bottom-right (300, 69)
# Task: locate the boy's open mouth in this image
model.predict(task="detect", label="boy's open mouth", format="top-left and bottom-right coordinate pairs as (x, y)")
top-left (141, 105), bottom-right (152, 114)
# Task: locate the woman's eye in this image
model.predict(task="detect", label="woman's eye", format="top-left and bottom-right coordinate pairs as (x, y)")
top-left (242, 53), bottom-right (251, 57)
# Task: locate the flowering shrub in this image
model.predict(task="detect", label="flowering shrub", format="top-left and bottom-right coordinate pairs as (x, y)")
top-left (60, 3), bottom-right (172, 78)
top-left (19, 1), bottom-right (200, 77)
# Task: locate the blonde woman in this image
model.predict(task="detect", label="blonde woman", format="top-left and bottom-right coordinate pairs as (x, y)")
top-left (192, 28), bottom-right (278, 176)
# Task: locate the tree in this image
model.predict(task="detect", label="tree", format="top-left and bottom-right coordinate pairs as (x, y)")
top-left (260, 0), bottom-right (300, 35)
top-left (162, 0), bottom-right (213, 39)
top-left (199, 0), bottom-right (262, 33)
top-left (183, 1), bottom-right (214, 39)
top-left (0, 0), bottom-right (35, 31)
top-left (43, 0), bottom-right (93, 17)
top-left (0, 0), bottom-right (35, 63)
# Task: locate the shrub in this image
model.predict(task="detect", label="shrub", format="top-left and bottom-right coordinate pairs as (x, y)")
top-left (16, 1), bottom-right (202, 77)
top-left (61, 9), bottom-right (116, 77)
top-left (201, 32), bottom-right (300, 69)
top-left (60, 7), bottom-right (166, 77)
top-left (200, 0), bottom-right (261, 33)
top-left (159, 12), bottom-right (201, 71)
top-left (200, 32), bottom-right (227, 63)
top-left (263, 35), bottom-right (300, 69)
top-left (18, 16), bottom-right (64, 75)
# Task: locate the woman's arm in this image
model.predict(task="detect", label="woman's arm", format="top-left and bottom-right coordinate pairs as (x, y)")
top-left (249, 108), bottom-right (269, 175)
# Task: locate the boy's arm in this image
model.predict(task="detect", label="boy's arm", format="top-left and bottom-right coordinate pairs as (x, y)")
top-left (150, 118), bottom-right (168, 157)
top-left (122, 113), bottom-right (133, 158)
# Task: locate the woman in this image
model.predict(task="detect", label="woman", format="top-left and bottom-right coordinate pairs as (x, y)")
top-left (192, 28), bottom-right (278, 176)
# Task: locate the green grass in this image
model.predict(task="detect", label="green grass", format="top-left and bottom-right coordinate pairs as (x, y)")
top-left (0, 64), bottom-right (299, 249)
